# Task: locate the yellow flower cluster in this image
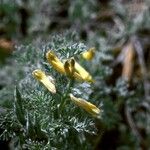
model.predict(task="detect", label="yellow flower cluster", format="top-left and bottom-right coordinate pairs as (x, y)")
top-left (46, 51), bottom-right (94, 82)
top-left (32, 48), bottom-right (100, 117)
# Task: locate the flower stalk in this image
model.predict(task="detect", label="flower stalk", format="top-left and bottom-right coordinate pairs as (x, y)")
top-left (59, 79), bottom-right (74, 112)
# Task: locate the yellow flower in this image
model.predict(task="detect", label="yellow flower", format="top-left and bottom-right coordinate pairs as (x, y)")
top-left (69, 94), bottom-right (100, 117)
top-left (32, 69), bottom-right (56, 93)
top-left (64, 58), bottom-right (83, 80)
top-left (82, 47), bottom-right (95, 61)
top-left (46, 51), bottom-right (65, 74)
top-left (64, 58), bottom-right (75, 77)
top-left (74, 61), bottom-right (94, 83)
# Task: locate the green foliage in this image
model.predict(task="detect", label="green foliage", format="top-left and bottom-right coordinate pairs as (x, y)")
top-left (0, 33), bottom-right (98, 149)
top-left (0, 1), bottom-right (19, 38)
top-left (0, 0), bottom-right (150, 149)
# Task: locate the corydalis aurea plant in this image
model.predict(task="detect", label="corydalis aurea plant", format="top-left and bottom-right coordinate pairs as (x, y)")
top-left (32, 49), bottom-right (101, 118)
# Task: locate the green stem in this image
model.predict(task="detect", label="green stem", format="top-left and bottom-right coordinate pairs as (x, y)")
top-left (59, 79), bottom-right (74, 112)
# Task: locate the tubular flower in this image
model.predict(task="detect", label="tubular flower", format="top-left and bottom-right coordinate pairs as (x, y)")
top-left (46, 51), bottom-right (65, 74)
top-left (64, 58), bottom-right (83, 80)
top-left (74, 61), bottom-right (94, 83)
top-left (82, 47), bottom-right (95, 61)
top-left (69, 94), bottom-right (100, 117)
top-left (64, 59), bottom-right (75, 76)
top-left (32, 69), bottom-right (56, 93)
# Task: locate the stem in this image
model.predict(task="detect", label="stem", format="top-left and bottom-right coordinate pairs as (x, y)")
top-left (59, 79), bottom-right (74, 112)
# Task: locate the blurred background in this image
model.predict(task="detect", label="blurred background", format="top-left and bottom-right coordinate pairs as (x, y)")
top-left (0, 0), bottom-right (150, 149)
